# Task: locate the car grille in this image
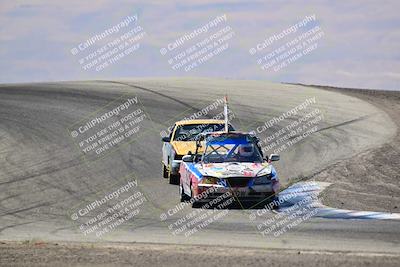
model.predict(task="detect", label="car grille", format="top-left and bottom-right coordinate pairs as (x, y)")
top-left (224, 177), bottom-right (250, 187)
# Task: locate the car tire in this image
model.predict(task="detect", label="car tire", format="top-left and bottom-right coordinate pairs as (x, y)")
top-left (180, 184), bottom-right (190, 202)
top-left (190, 184), bottom-right (202, 208)
top-left (162, 164), bottom-right (168, 178)
top-left (272, 195), bottom-right (280, 210)
top-left (168, 171), bottom-right (180, 185)
top-left (192, 201), bottom-right (202, 208)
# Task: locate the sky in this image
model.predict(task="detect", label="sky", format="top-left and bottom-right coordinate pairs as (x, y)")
top-left (0, 0), bottom-right (399, 90)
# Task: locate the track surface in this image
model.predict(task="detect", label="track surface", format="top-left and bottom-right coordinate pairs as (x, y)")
top-left (0, 78), bottom-right (399, 261)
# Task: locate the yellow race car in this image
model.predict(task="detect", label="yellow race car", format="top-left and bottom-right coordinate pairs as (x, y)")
top-left (161, 119), bottom-right (234, 184)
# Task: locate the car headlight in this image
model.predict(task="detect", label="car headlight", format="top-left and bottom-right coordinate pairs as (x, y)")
top-left (253, 174), bottom-right (272, 185)
top-left (256, 165), bottom-right (272, 177)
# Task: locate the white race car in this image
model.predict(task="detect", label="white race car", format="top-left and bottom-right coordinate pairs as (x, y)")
top-left (179, 131), bottom-right (280, 206)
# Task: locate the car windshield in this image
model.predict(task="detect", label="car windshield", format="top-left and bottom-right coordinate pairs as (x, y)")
top-left (202, 138), bottom-right (263, 163)
top-left (173, 123), bottom-right (234, 141)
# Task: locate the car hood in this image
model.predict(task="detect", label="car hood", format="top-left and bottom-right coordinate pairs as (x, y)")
top-left (197, 162), bottom-right (272, 178)
top-left (171, 141), bottom-right (205, 156)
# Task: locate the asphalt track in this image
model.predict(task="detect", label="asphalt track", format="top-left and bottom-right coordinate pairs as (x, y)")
top-left (0, 78), bottom-right (399, 259)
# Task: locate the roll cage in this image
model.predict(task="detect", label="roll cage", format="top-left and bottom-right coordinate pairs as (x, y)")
top-left (194, 132), bottom-right (264, 162)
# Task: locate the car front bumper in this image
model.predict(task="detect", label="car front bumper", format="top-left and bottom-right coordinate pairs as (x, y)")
top-left (196, 183), bottom-right (277, 202)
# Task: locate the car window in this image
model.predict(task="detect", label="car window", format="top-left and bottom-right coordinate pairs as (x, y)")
top-left (173, 124), bottom-right (234, 141)
top-left (203, 142), bottom-right (263, 163)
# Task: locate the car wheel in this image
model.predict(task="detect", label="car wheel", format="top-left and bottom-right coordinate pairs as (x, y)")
top-left (162, 164), bottom-right (168, 178)
top-left (190, 184), bottom-right (202, 208)
top-left (272, 195), bottom-right (280, 210)
top-left (168, 170), bottom-right (180, 185)
top-left (180, 184), bottom-right (190, 202)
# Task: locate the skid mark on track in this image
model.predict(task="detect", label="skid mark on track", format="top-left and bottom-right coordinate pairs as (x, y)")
top-left (98, 80), bottom-right (209, 114)
top-left (278, 181), bottom-right (400, 220)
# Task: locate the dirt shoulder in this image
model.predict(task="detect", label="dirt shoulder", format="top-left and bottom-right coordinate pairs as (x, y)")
top-left (302, 85), bottom-right (400, 213)
top-left (1, 241), bottom-right (399, 267)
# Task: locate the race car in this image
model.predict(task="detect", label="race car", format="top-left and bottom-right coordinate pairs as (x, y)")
top-left (179, 131), bottom-right (280, 207)
top-left (161, 119), bottom-right (235, 184)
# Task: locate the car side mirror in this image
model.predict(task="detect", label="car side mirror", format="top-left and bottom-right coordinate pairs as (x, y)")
top-left (269, 154), bottom-right (280, 162)
top-left (162, 137), bottom-right (171, 142)
top-left (182, 154), bottom-right (194, 162)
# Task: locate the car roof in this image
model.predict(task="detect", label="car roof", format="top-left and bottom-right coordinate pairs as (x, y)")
top-left (175, 119), bottom-right (226, 126)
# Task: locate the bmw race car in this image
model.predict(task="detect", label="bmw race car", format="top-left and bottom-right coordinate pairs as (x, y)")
top-left (161, 119), bottom-right (234, 185)
top-left (179, 131), bottom-right (280, 207)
